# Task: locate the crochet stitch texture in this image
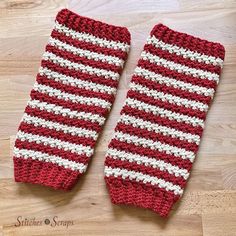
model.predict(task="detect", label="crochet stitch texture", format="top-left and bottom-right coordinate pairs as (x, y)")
top-left (13, 9), bottom-right (130, 190)
top-left (104, 24), bottom-right (225, 217)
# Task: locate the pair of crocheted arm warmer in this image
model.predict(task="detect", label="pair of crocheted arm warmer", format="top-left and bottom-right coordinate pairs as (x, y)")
top-left (13, 9), bottom-right (225, 217)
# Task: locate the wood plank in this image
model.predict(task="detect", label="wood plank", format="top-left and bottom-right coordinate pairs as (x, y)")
top-left (0, 0), bottom-right (236, 235)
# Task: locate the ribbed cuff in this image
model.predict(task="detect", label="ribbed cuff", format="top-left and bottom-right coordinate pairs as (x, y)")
top-left (56, 8), bottom-right (131, 45)
top-left (150, 23), bottom-right (225, 60)
top-left (14, 157), bottom-right (81, 191)
top-left (105, 177), bottom-right (179, 217)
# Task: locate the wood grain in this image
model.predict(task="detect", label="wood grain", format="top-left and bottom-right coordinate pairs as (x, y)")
top-left (0, 0), bottom-right (236, 235)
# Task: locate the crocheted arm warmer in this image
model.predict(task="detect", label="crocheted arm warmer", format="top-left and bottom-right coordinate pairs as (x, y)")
top-left (13, 9), bottom-right (130, 190)
top-left (104, 24), bottom-right (225, 217)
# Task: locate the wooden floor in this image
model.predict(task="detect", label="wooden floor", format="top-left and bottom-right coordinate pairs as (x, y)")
top-left (0, 0), bottom-right (236, 235)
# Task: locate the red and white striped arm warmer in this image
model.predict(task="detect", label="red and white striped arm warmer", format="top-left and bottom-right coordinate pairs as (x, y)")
top-left (104, 24), bottom-right (225, 217)
top-left (13, 9), bottom-right (130, 191)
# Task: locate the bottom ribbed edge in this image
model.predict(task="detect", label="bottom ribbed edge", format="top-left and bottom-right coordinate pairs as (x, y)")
top-left (13, 157), bottom-right (81, 191)
top-left (105, 176), bottom-right (179, 217)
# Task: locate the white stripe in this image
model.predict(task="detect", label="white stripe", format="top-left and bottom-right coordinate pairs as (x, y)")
top-left (22, 114), bottom-right (98, 140)
top-left (14, 147), bottom-right (87, 172)
top-left (17, 131), bottom-right (93, 157)
top-left (39, 67), bottom-right (116, 95)
top-left (141, 51), bottom-right (220, 83)
top-left (33, 82), bottom-right (111, 109)
top-left (54, 21), bottom-right (130, 52)
top-left (104, 166), bottom-right (183, 195)
top-left (43, 51), bottom-right (120, 80)
top-left (130, 82), bottom-right (208, 112)
top-left (48, 37), bottom-right (124, 67)
top-left (147, 35), bottom-right (223, 68)
top-left (119, 114), bottom-right (200, 144)
top-left (134, 67), bottom-right (215, 97)
top-left (27, 99), bottom-right (105, 125)
top-left (125, 98), bottom-right (204, 128)
top-left (114, 131), bottom-right (195, 162)
top-left (107, 148), bottom-right (189, 180)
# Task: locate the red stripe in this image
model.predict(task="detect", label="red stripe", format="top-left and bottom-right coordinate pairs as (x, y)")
top-left (56, 9), bottom-right (131, 44)
top-left (46, 45), bottom-right (121, 73)
top-left (121, 106), bottom-right (203, 136)
top-left (127, 90), bottom-right (206, 120)
top-left (41, 60), bottom-right (118, 88)
top-left (36, 74), bottom-right (114, 103)
top-left (105, 157), bottom-right (186, 187)
top-left (30, 90), bottom-right (108, 117)
top-left (112, 129), bottom-right (195, 162)
top-left (108, 139), bottom-right (192, 171)
top-left (132, 75), bottom-right (211, 105)
top-left (51, 30), bottom-right (128, 60)
top-left (144, 44), bottom-right (221, 74)
top-left (115, 123), bottom-right (199, 152)
top-left (138, 60), bottom-right (217, 89)
top-left (19, 122), bottom-right (96, 148)
top-left (24, 106), bottom-right (101, 133)
top-left (15, 139), bottom-right (90, 164)
top-left (151, 24), bottom-right (225, 60)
